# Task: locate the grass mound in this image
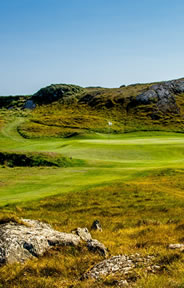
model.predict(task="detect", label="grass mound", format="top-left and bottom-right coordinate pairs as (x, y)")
top-left (0, 151), bottom-right (84, 167)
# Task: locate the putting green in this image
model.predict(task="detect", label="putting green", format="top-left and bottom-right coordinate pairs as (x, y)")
top-left (0, 117), bottom-right (184, 205)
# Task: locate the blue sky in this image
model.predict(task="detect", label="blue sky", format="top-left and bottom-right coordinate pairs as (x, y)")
top-left (0, 0), bottom-right (184, 95)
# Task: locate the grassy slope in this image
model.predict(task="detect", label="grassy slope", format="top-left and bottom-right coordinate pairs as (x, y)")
top-left (18, 102), bottom-right (184, 138)
top-left (1, 111), bottom-right (184, 286)
top-left (1, 170), bottom-right (184, 287)
top-left (13, 81), bottom-right (184, 138)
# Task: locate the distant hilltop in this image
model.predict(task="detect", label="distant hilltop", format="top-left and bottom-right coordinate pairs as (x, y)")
top-left (1, 77), bottom-right (184, 114)
top-left (1, 77), bottom-right (184, 136)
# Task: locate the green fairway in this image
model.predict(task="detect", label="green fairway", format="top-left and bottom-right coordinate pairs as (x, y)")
top-left (1, 112), bottom-right (184, 288)
top-left (0, 116), bottom-right (184, 205)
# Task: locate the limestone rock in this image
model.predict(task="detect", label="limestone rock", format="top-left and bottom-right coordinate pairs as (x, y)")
top-left (83, 254), bottom-right (155, 280)
top-left (0, 219), bottom-right (80, 264)
top-left (72, 226), bottom-right (107, 256)
top-left (0, 219), bottom-right (108, 265)
top-left (87, 239), bottom-right (107, 256)
top-left (118, 280), bottom-right (129, 287)
top-left (169, 243), bottom-right (184, 250)
top-left (72, 227), bottom-right (92, 242)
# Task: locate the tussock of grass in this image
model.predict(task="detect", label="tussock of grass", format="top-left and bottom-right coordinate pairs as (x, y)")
top-left (1, 170), bottom-right (184, 286)
top-left (0, 117), bottom-right (4, 130)
top-left (0, 213), bottom-right (24, 225)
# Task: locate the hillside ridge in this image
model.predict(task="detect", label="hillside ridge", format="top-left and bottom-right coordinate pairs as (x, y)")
top-left (1, 77), bottom-right (184, 136)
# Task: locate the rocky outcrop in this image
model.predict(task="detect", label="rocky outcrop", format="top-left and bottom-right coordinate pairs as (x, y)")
top-left (135, 78), bottom-right (184, 114)
top-left (72, 227), bottom-right (92, 241)
top-left (169, 243), bottom-right (184, 250)
top-left (0, 219), bottom-right (107, 265)
top-left (32, 84), bottom-right (83, 105)
top-left (87, 239), bottom-right (107, 256)
top-left (0, 219), bottom-right (80, 264)
top-left (23, 100), bottom-right (36, 109)
top-left (72, 227), bottom-right (108, 256)
top-left (83, 254), bottom-right (157, 280)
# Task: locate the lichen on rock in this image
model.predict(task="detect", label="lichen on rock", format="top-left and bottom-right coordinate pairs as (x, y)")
top-left (0, 219), bottom-right (107, 265)
top-left (135, 78), bottom-right (184, 114)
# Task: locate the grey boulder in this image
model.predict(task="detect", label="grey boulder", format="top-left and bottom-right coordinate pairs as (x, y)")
top-left (87, 239), bottom-right (107, 256)
top-left (134, 78), bottom-right (184, 114)
top-left (72, 227), bottom-right (92, 241)
top-left (23, 100), bottom-right (36, 109)
top-left (83, 254), bottom-right (156, 280)
top-left (0, 219), bottom-right (107, 265)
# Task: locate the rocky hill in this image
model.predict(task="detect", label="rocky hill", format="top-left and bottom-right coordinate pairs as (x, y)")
top-left (1, 77), bottom-right (184, 136)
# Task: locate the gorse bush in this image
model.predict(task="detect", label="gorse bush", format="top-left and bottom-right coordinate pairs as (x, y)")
top-left (0, 151), bottom-right (84, 167)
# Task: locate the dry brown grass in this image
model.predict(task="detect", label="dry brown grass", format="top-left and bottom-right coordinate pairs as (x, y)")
top-left (1, 169), bottom-right (184, 287)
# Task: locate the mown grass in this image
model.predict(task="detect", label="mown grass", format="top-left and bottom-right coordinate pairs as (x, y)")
top-left (1, 114), bottom-right (184, 206)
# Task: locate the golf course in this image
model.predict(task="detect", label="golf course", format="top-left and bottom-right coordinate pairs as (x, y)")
top-left (1, 81), bottom-right (184, 287)
top-left (1, 115), bottom-right (184, 206)
top-left (2, 0), bottom-right (184, 286)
